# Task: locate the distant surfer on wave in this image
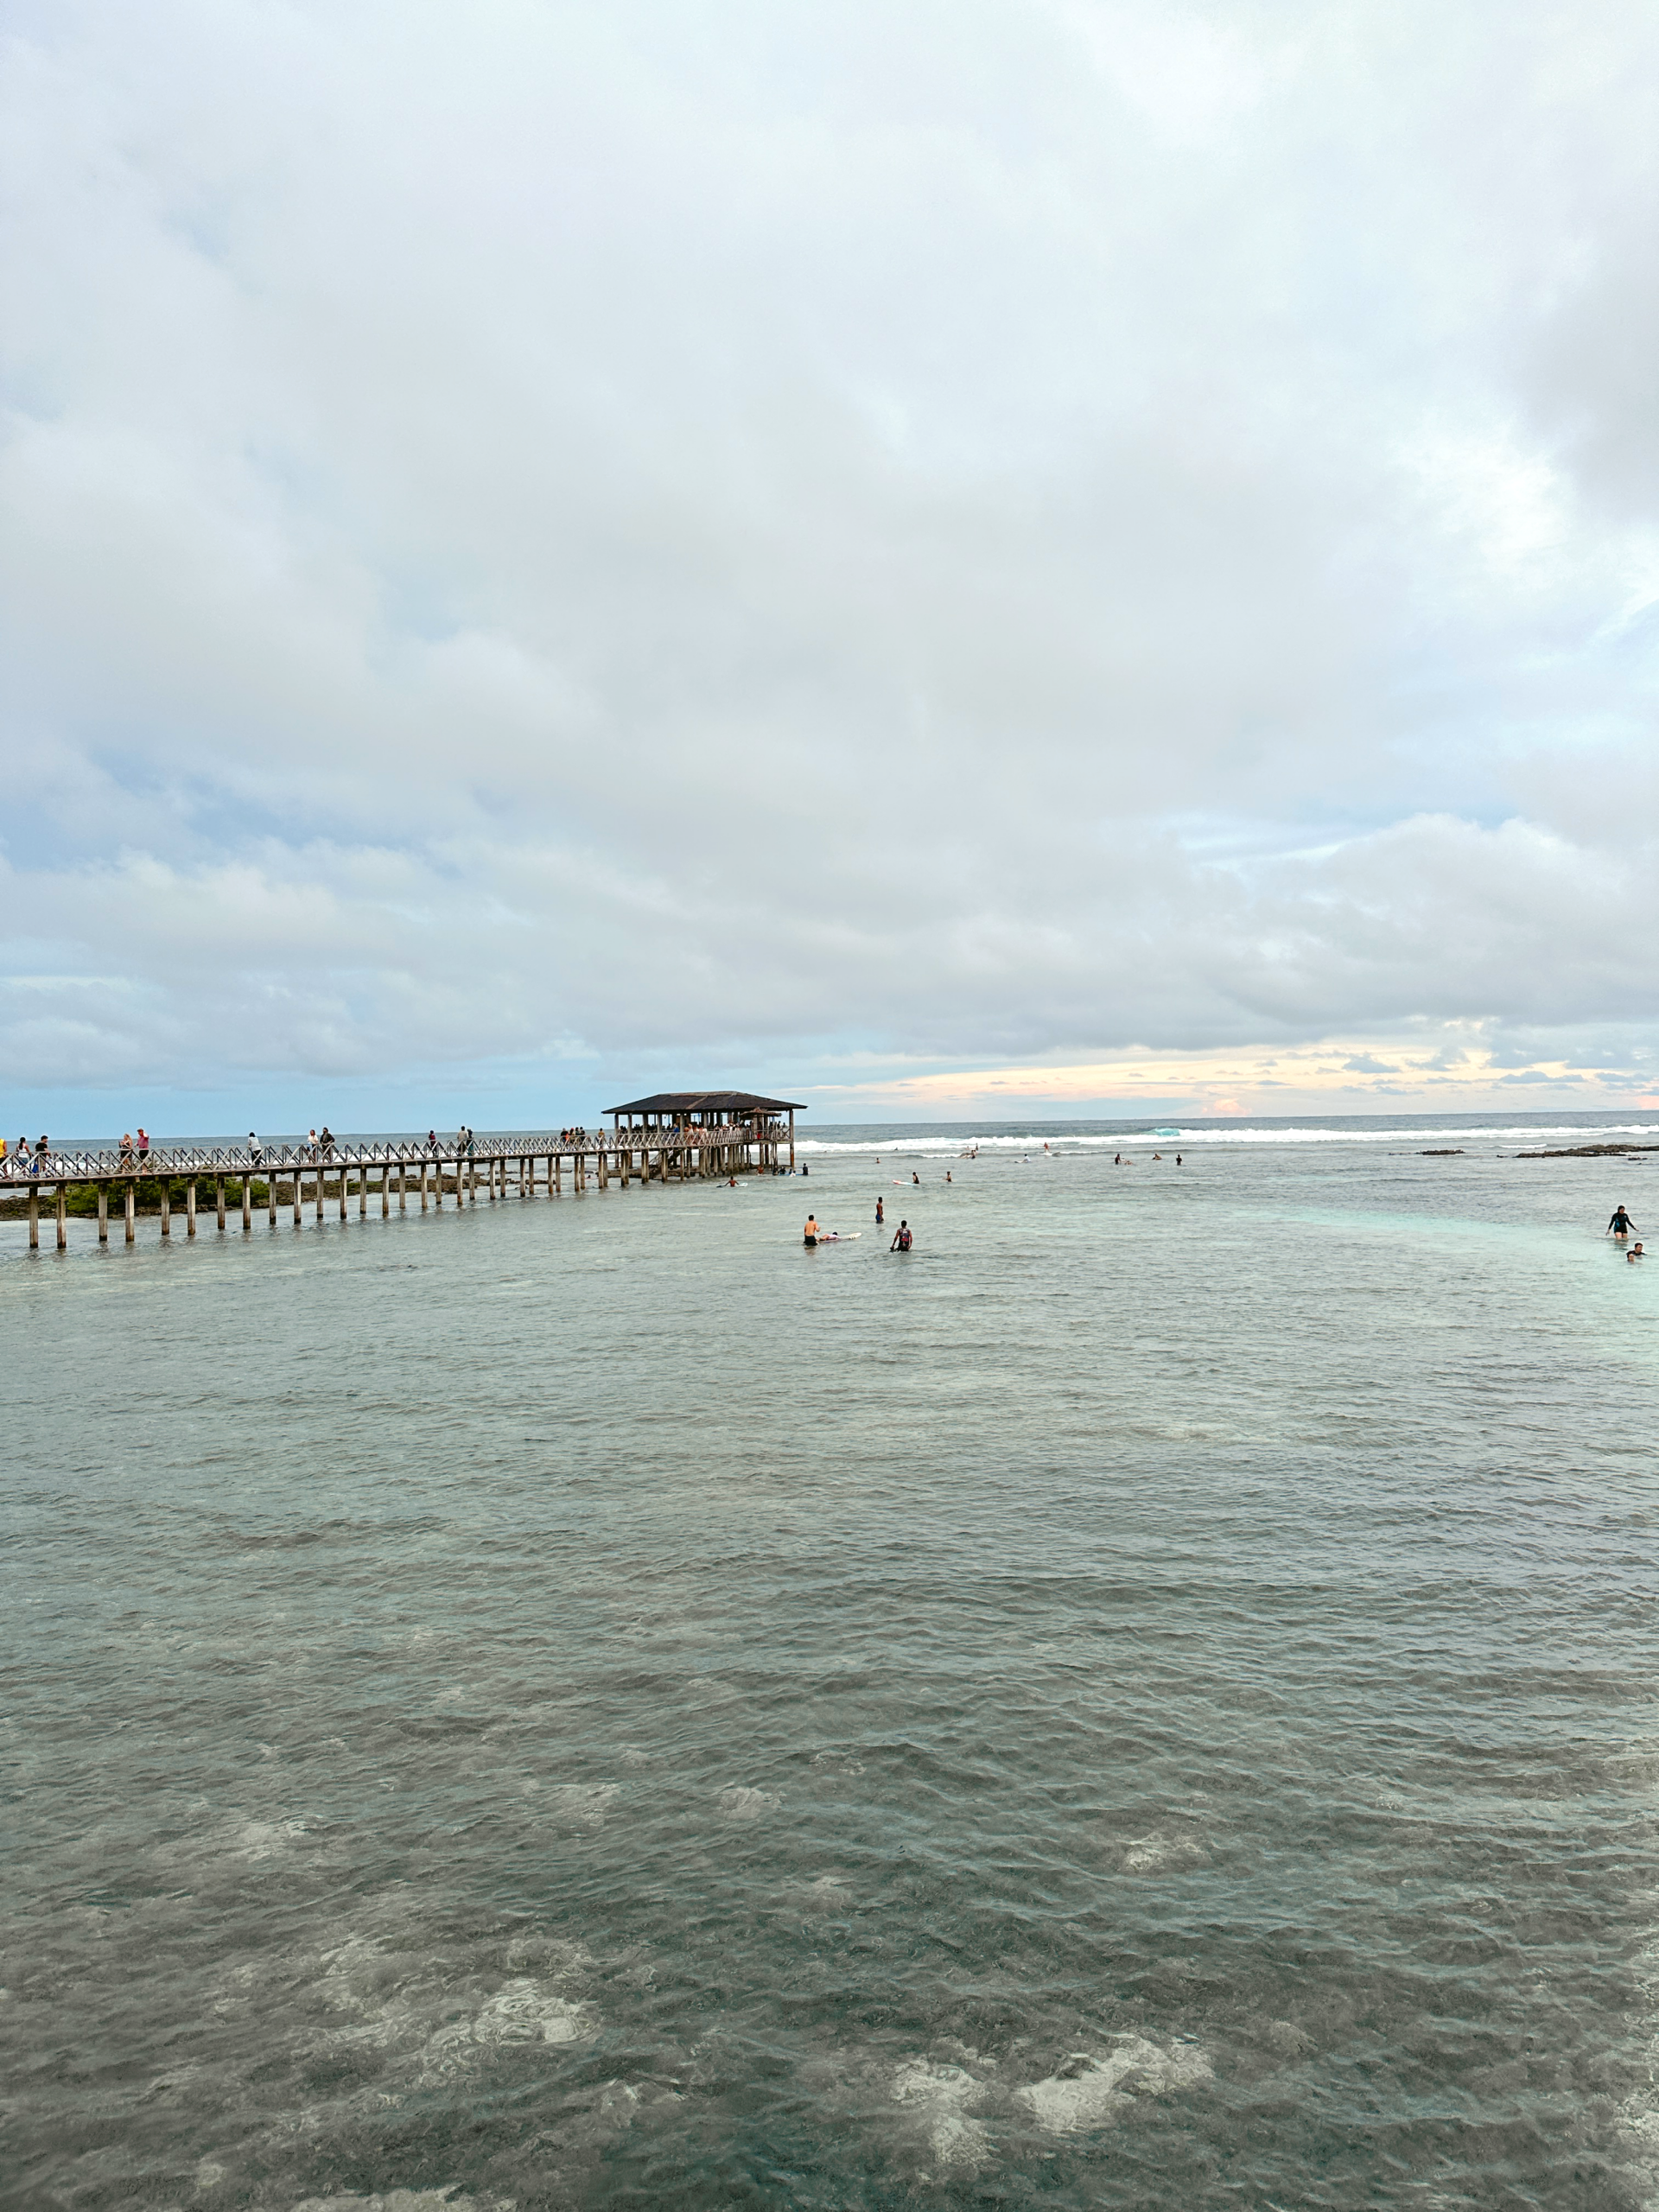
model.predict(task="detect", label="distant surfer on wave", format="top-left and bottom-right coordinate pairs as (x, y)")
top-left (1608, 1205), bottom-right (1637, 1238)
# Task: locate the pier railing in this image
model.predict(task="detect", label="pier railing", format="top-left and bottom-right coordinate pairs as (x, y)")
top-left (0, 1125), bottom-right (775, 1185)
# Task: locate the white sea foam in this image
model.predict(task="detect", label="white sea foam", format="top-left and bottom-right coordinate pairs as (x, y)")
top-left (891, 2057), bottom-right (992, 2169)
top-left (289, 2195), bottom-right (513, 2212)
top-left (1117, 1829), bottom-right (1209, 1872)
top-left (546, 1783), bottom-right (619, 1827)
top-left (797, 1121), bottom-right (1659, 1153)
top-left (1016, 2037), bottom-right (1212, 2134)
top-left (716, 1785), bottom-right (779, 1820)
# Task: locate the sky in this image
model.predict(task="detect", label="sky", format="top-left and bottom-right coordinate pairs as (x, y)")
top-left (5, 0), bottom-right (1659, 1135)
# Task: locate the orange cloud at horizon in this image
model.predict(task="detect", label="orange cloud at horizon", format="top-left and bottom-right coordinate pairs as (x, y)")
top-left (800, 1039), bottom-right (1640, 1116)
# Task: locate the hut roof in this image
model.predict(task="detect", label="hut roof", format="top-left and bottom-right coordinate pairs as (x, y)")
top-left (606, 1090), bottom-right (803, 1115)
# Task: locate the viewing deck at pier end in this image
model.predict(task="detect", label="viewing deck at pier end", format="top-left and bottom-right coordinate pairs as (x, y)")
top-left (607, 1091), bottom-right (801, 1173)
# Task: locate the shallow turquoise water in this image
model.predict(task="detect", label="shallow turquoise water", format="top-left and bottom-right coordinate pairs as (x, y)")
top-left (6, 1121), bottom-right (1659, 2209)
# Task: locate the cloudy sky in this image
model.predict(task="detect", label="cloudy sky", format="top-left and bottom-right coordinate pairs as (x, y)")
top-left (5, 0), bottom-right (1659, 1132)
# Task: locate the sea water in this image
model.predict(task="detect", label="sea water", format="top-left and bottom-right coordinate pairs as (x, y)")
top-left (5, 1114), bottom-right (1659, 2209)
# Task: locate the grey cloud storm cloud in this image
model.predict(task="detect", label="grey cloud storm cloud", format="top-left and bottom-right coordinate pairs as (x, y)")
top-left (4, 0), bottom-right (1659, 1113)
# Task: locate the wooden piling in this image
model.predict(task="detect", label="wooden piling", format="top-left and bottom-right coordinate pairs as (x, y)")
top-left (216, 1177), bottom-right (226, 1230)
top-left (126, 1182), bottom-right (137, 1243)
top-left (382, 1164), bottom-right (390, 1217)
top-left (56, 1184), bottom-right (67, 1250)
top-left (268, 1170), bottom-right (276, 1226)
top-left (188, 1180), bottom-right (197, 1236)
top-left (99, 1186), bottom-right (108, 1243)
top-left (28, 1186), bottom-right (38, 1249)
top-left (338, 1168), bottom-right (347, 1222)
top-left (292, 1168), bottom-right (302, 1227)
top-left (360, 1165), bottom-right (368, 1218)
top-left (162, 1182), bottom-right (170, 1237)
top-left (400, 1161), bottom-right (408, 1213)
top-left (242, 1173), bottom-right (251, 1231)
top-left (315, 1164), bottom-right (325, 1224)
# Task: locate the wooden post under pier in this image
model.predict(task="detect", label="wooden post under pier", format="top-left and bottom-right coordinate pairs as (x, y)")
top-left (126, 1182), bottom-right (137, 1243)
top-left (243, 1173), bottom-right (251, 1232)
top-left (162, 1182), bottom-right (170, 1237)
top-left (268, 1168), bottom-right (276, 1227)
top-left (28, 1185), bottom-right (38, 1249)
top-left (57, 1184), bottom-right (67, 1250)
top-left (188, 1180), bottom-right (197, 1236)
top-left (98, 1186), bottom-right (108, 1243)
top-left (216, 1177), bottom-right (226, 1231)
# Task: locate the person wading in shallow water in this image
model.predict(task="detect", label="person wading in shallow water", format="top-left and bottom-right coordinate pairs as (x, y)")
top-left (890, 1219), bottom-right (912, 1252)
top-left (804, 1214), bottom-right (820, 1247)
top-left (875, 1198), bottom-right (884, 1225)
top-left (1608, 1205), bottom-right (1638, 1238)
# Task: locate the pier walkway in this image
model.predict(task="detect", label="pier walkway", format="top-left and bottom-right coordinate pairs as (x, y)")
top-left (1, 1120), bottom-right (788, 1250)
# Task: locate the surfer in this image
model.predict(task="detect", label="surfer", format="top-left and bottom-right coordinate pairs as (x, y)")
top-left (804, 1214), bottom-right (820, 1247)
top-left (912, 1171), bottom-right (920, 1185)
top-left (1608, 1205), bottom-right (1637, 1238)
top-left (890, 1219), bottom-right (912, 1252)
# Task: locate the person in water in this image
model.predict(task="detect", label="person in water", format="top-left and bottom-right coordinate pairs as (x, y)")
top-left (890, 1219), bottom-right (912, 1251)
top-left (912, 1171), bottom-right (920, 1185)
top-left (804, 1214), bottom-right (819, 1247)
top-left (1608, 1205), bottom-right (1638, 1236)
top-left (1630, 1242), bottom-right (1646, 1262)
top-left (875, 1197), bottom-right (884, 1224)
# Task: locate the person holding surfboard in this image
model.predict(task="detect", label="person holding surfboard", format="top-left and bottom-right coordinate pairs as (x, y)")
top-left (1609, 1205), bottom-right (1638, 1237)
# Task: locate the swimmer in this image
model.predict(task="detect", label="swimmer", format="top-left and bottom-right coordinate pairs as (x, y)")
top-left (804, 1214), bottom-right (820, 1247)
top-left (1630, 1242), bottom-right (1646, 1262)
top-left (1114, 1153), bottom-right (1121, 1165)
top-left (1153, 1152), bottom-right (1162, 1160)
top-left (912, 1171), bottom-right (920, 1185)
top-left (890, 1218), bottom-right (912, 1251)
top-left (1608, 1205), bottom-right (1638, 1238)
top-left (1176, 1154), bottom-right (1182, 1166)
top-left (945, 1170), bottom-right (952, 1183)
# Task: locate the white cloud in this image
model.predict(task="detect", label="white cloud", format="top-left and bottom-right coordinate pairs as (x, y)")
top-left (3, 0), bottom-right (1659, 1116)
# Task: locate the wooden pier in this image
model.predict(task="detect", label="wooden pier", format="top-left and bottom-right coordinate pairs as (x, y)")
top-left (2, 1093), bottom-right (802, 1252)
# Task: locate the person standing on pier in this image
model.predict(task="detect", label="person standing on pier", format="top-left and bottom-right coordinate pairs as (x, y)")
top-left (137, 1128), bottom-right (149, 1159)
top-left (249, 1133), bottom-right (263, 1167)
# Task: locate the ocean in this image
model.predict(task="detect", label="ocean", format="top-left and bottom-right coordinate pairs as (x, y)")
top-left (6, 1112), bottom-right (1659, 2209)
